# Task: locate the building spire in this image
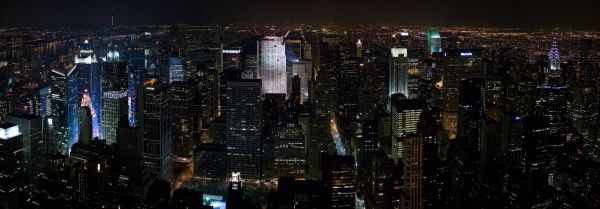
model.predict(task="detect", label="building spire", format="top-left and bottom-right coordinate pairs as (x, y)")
top-left (548, 37), bottom-right (560, 70)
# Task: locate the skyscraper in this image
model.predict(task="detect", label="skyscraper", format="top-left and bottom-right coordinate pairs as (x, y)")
top-left (128, 66), bottom-right (146, 127)
top-left (389, 48), bottom-right (409, 102)
top-left (427, 28), bottom-right (442, 54)
top-left (101, 59), bottom-right (128, 145)
top-left (226, 80), bottom-right (262, 180)
top-left (0, 123), bottom-right (24, 209)
top-left (69, 40), bottom-right (102, 150)
top-left (258, 36), bottom-right (287, 95)
top-left (273, 126), bottom-right (306, 178)
top-left (142, 79), bottom-right (173, 181)
top-left (50, 67), bottom-right (70, 155)
top-left (536, 39), bottom-right (566, 134)
top-left (390, 94), bottom-right (425, 161)
top-left (171, 81), bottom-right (195, 157)
top-left (458, 78), bottom-right (484, 150)
top-left (400, 134), bottom-right (424, 209)
top-left (6, 113), bottom-right (42, 184)
top-left (322, 154), bottom-right (356, 209)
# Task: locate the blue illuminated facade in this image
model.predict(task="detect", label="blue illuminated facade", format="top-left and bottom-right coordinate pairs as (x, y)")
top-left (67, 40), bottom-right (102, 153)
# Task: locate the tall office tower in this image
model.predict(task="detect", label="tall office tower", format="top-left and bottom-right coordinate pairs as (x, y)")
top-left (101, 60), bottom-right (128, 145)
top-left (355, 120), bottom-right (378, 170)
top-left (226, 80), bottom-right (262, 180)
top-left (389, 48), bottom-right (409, 103)
top-left (427, 28), bottom-right (442, 54)
top-left (168, 58), bottom-right (185, 83)
top-left (115, 120), bottom-right (152, 206)
top-left (50, 67), bottom-right (70, 154)
top-left (292, 60), bottom-right (312, 103)
top-left (390, 94), bottom-right (425, 162)
top-left (258, 36), bottom-right (287, 95)
top-left (7, 113), bottom-right (42, 184)
top-left (502, 112), bottom-right (523, 172)
top-left (322, 154), bottom-right (356, 209)
top-left (23, 84), bottom-right (52, 118)
top-left (536, 40), bottom-right (566, 134)
top-left (171, 81), bottom-right (195, 157)
top-left (0, 123), bottom-right (24, 209)
top-left (400, 134), bottom-right (424, 209)
top-left (313, 70), bottom-right (337, 116)
top-left (78, 106), bottom-right (93, 145)
top-left (458, 78), bottom-right (484, 150)
top-left (70, 40), bottom-right (102, 149)
top-left (306, 114), bottom-right (328, 179)
top-left (128, 65), bottom-right (146, 127)
top-left (142, 79), bottom-right (173, 181)
top-left (198, 67), bottom-right (219, 128)
top-left (273, 126), bottom-right (306, 178)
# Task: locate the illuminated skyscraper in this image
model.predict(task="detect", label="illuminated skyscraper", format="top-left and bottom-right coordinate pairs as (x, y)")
top-left (400, 134), bottom-right (424, 209)
top-left (389, 48), bottom-right (409, 101)
top-left (0, 123), bottom-right (24, 209)
top-left (226, 80), bottom-right (262, 180)
top-left (68, 40), bottom-right (102, 150)
top-left (142, 79), bottom-right (172, 181)
top-left (536, 40), bottom-right (566, 134)
top-left (6, 113), bottom-right (42, 184)
top-left (427, 28), bottom-right (442, 54)
top-left (390, 94), bottom-right (425, 162)
top-left (273, 125), bottom-right (306, 178)
top-left (101, 59), bottom-right (128, 145)
top-left (128, 66), bottom-right (145, 127)
top-left (258, 36), bottom-right (287, 95)
top-left (50, 67), bottom-right (70, 155)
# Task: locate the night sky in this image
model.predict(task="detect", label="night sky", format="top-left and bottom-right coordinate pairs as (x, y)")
top-left (1, 0), bottom-right (599, 29)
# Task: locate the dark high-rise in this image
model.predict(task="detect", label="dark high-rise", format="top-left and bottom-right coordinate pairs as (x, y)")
top-left (142, 79), bottom-right (173, 181)
top-left (226, 80), bottom-right (262, 180)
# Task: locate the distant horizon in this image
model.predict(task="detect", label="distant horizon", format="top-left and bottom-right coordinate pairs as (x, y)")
top-left (1, 23), bottom-right (599, 32)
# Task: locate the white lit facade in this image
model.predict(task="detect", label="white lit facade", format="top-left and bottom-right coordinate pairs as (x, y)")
top-left (258, 36), bottom-right (287, 95)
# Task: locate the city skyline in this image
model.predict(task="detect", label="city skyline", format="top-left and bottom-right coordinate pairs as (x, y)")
top-left (1, 3), bottom-right (600, 208)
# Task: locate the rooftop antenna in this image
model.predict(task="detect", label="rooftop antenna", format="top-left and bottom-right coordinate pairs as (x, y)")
top-left (111, 8), bottom-right (114, 27)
